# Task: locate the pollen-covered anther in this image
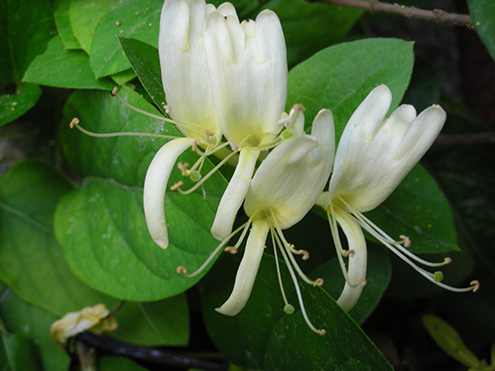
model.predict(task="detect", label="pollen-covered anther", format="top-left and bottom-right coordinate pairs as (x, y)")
top-left (69, 117), bottom-right (80, 129)
top-left (163, 104), bottom-right (171, 114)
top-left (299, 250), bottom-right (310, 261)
top-left (278, 116), bottom-right (290, 128)
top-left (343, 249), bottom-right (355, 257)
top-left (170, 181), bottom-right (184, 191)
top-left (205, 130), bottom-right (214, 137)
top-left (443, 257), bottom-right (452, 265)
top-left (293, 103), bottom-right (305, 112)
top-left (111, 86), bottom-right (118, 96)
top-left (399, 235), bottom-right (411, 247)
top-left (229, 140), bottom-right (239, 151)
top-left (176, 266), bottom-right (187, 275)
top-left (313, 278), bottom-right (324, 287)
top-left (470, 280), bottom-right (480, 292)
top-left (317, 329), bottom-right (326, 336)
top-left (191, 140), bottom-right (200, 152)
top-left (177, 162), bottom-right (190, 176)
top-left (224, 246), bottom-right (238, 254)
top-left (356, 278), bottom-right (367, 286)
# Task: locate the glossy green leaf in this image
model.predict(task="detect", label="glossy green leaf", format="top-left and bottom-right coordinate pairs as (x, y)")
top-left (287, 38), bottom-right (414, 138)
top-left (201, 253), bottom-right (392, 370)
top-left (423, 314), bottom-right (480, 368)
top-left (56, 87), bottom-right (227, 300)
top-left (0, 0), bottom-right (54, 83)
top-left (311, 247), bottom-right (391, 324)
top-left (89, 0), bottom-right (162, 78)
top-left (69, 0), bottom-right (119, 53)
top-left (0, 288), bottom-right (70, 371)
top-left (0, 333), bottom-right (41, 371)
top-left (111, 69), bottom-right (137, 86)
top-left (468, 0), bottom-right (495, 61)
top-left (53, 0), bottom-right (80, 49)
top-left (119, 37), bottom-right (165, 111)
top-left (0, 159), bottom-right (114, 314)
top-left (0, 83), bottom-right (41, 126)
top-left (260, 0), bottom-right (363, 67)
top-left (23, 36), bottom-right (114, 90)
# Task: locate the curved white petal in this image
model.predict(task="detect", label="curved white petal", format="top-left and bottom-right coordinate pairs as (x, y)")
top-left (211, 147), bottom-right (260, 240)
top-left (203, 8), bottom-right (287, 147)
top-left (328, 85), bottom-right (446, 212)
top-left (245, 109), bottom-right (335, 229)
top-left (159, 0), bottom-right (220, 140)
top-left (143, 138), bottom-right (195, 249)
top-left (216, 219), bottom-right (269, 316)
top-left (334, 210), bottom-right (367, 312)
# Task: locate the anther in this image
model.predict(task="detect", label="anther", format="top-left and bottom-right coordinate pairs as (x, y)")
top-left (170, 181), bottom-right (183, 191)
top-left (443, 257), bottom-right (452, 264)
top-left (224, 246), bottom-right (238, 254)
top-left (313, 278), bottom-right (324, 287)
top-left (177, 162), bottom-right (190, 176)
top-left (293, 103), bottom-right (305, 112)
top-left (229, 140), bottom-right (238, 151)
top-left (399, 235), bottom-right (411, 247)
top-left (299, 250), bottom-right (310, 261)
top-left (356, 278), bottom-right (367, 286)
top-left (191, 140), bottom-right (200, 152)
top-left (317, 329), bottom-right (326, 336)
top-left (471, 280), bottom-right (480, 292)
top-left (176, 266), bottom-right (187, 275)
top-left (205, 130), bottom-right (214, 137)
top-left (342, 249), bottom-right (355, 257)
top-left (163, 104), bottom-right (171, 114)
top-left (69, 117), bottom-right (80, 129)
top-left (111, 86), bottom-right (118, 96)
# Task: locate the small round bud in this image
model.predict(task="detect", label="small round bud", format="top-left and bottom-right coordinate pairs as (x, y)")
top-left (433, 271), bottom-right (443, 282)
top-left (284, 304), bottom-right (295, 314)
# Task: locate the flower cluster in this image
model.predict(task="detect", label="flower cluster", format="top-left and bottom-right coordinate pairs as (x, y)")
top-left (125, 0), bottom-right (479, 335)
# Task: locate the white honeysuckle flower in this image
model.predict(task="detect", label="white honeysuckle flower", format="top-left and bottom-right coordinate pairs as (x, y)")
top-left (178, 108), bottom-right (335, 335)
top-left (316, 85), bottom-right (478, 312)
top-left (143, 0), bottom-right (288, 249)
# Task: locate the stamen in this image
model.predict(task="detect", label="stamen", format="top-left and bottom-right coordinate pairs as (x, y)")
top-left (164, 105), bottom-right (171, 114)
top-left (224, 246), bottom-right (238, 254)
top-left (271, 231), bottom-right (291, 309)
top-left (355, 278), bottom-right (367, 286)
top-left (299, 250), bottom-right (310, 261)
top-left (177, 149), bottom-right (239, 195)
top-left (170, 181), bottom-right (183, 191)
top-left (178, 218), bottom-right (253, 279)
top-left (69, 117), bottom-right (178, 140)
top-left (177, 162), bottom-right (189, 176)
top-left (470, 280), bottom-right (480, 292)
top-left (313, 278), bottom-right (324, 287)
top-left (111, 86), bottom-right (118, 96)
top-left (342, 249), bottom-right (355, 257)
top-left (176, 266), bottom-right (187, 275)
top-left (399, 235), bottom-right (411, 247)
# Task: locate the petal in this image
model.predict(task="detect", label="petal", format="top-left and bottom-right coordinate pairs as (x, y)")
top-left (203, 8), bottom-right (287, 147)
top-left (143, 138), bottom-right (195, 249)
top-left (211, 147), bottom-right (260, 240)
top-left (159, 0), bottom-right (220, 140)
top-left (215, 219), bottom-right (269, 316)
top-left (334, 210), bottom-right (367, 312)
top-left (245, 109), bottom-right (335, 229)
top-left (328, 86), bottom-right (446, 212)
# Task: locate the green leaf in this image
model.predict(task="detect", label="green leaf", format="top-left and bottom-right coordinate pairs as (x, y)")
top-left (0, 333), bottom-right (42, 371)
top-left (311, 247), bottom-right (391, 324)
top-left (69, 0), bottom-right (120, 53)
top-left (89, 0), bottom-right (162, 78)
top-left (468, 0), bottom-right (495, 62)
top-left (367, 164), bottom-right (458, 254)
top-left (56, 87), bottom-right (227, 300)
top-left (119, 37), bottom-right (165, 111)
top-left (53, 0), bottom-right (80, 49)
top-left (260, 0), bottom-right (363, 67)
top-left (0, 288), bottom-right (70, 371)
top-left (0, 83), bottom-right (41, 126)
top-left (287, 38), bottom-right (414, 139)
top-left (23, 36), bottom-right (114, 90)
top-left (0, 0), bottom-right (54, 83)
top-left (423, 314), bottom-right (480, 368)
top-left (201, 253), bottom-right (392, 370)
top-left (0, 159), bottom-right (114, 315)
top-left (111, 69), bottom-right (136, 86)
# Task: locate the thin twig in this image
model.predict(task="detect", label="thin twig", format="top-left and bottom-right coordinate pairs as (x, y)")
top-left (307, 0), bottom-right (473, 29)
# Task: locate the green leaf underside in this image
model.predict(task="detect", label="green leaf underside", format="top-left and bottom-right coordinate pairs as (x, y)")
top-left (287, 38), bottom-right (414, 140)
top-left (468, 0), bottom-right (495, 62)
top-left (23, 36), bottom-right (114, 90)
top-left (311, 248), bottom-right (392, 325)
top-left (0, 0), bottom-right (54, 83)
top-left (57, 87), bottom-right (227, 300)
top-left (89, 0), bottom-right (163, 78)
top-left (119, 37), bottom-right (165, 111)
top-left (0, 83), bottom-right (41, 126)
top-left (201, 253), bottom-right (392, 370)
top-left (0, 160), bottom-right (189, 347)
top-left (367, 164), bottom-right (458, 254)
top-left (53, 0), bottom-right (80, 49)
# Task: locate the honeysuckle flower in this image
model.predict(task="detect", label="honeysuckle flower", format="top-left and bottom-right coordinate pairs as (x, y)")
top-left (50, 304), bottom-right (118, 347)
top-left (316, 85), bottom-right (478, 311)
top-left (178, 107), bottom-right (335, 335)
top-left (144, 0), bottom-right (288, 249)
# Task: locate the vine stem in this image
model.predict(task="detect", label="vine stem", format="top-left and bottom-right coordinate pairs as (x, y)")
top-left (307, 0), bottom-right (474, 29)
